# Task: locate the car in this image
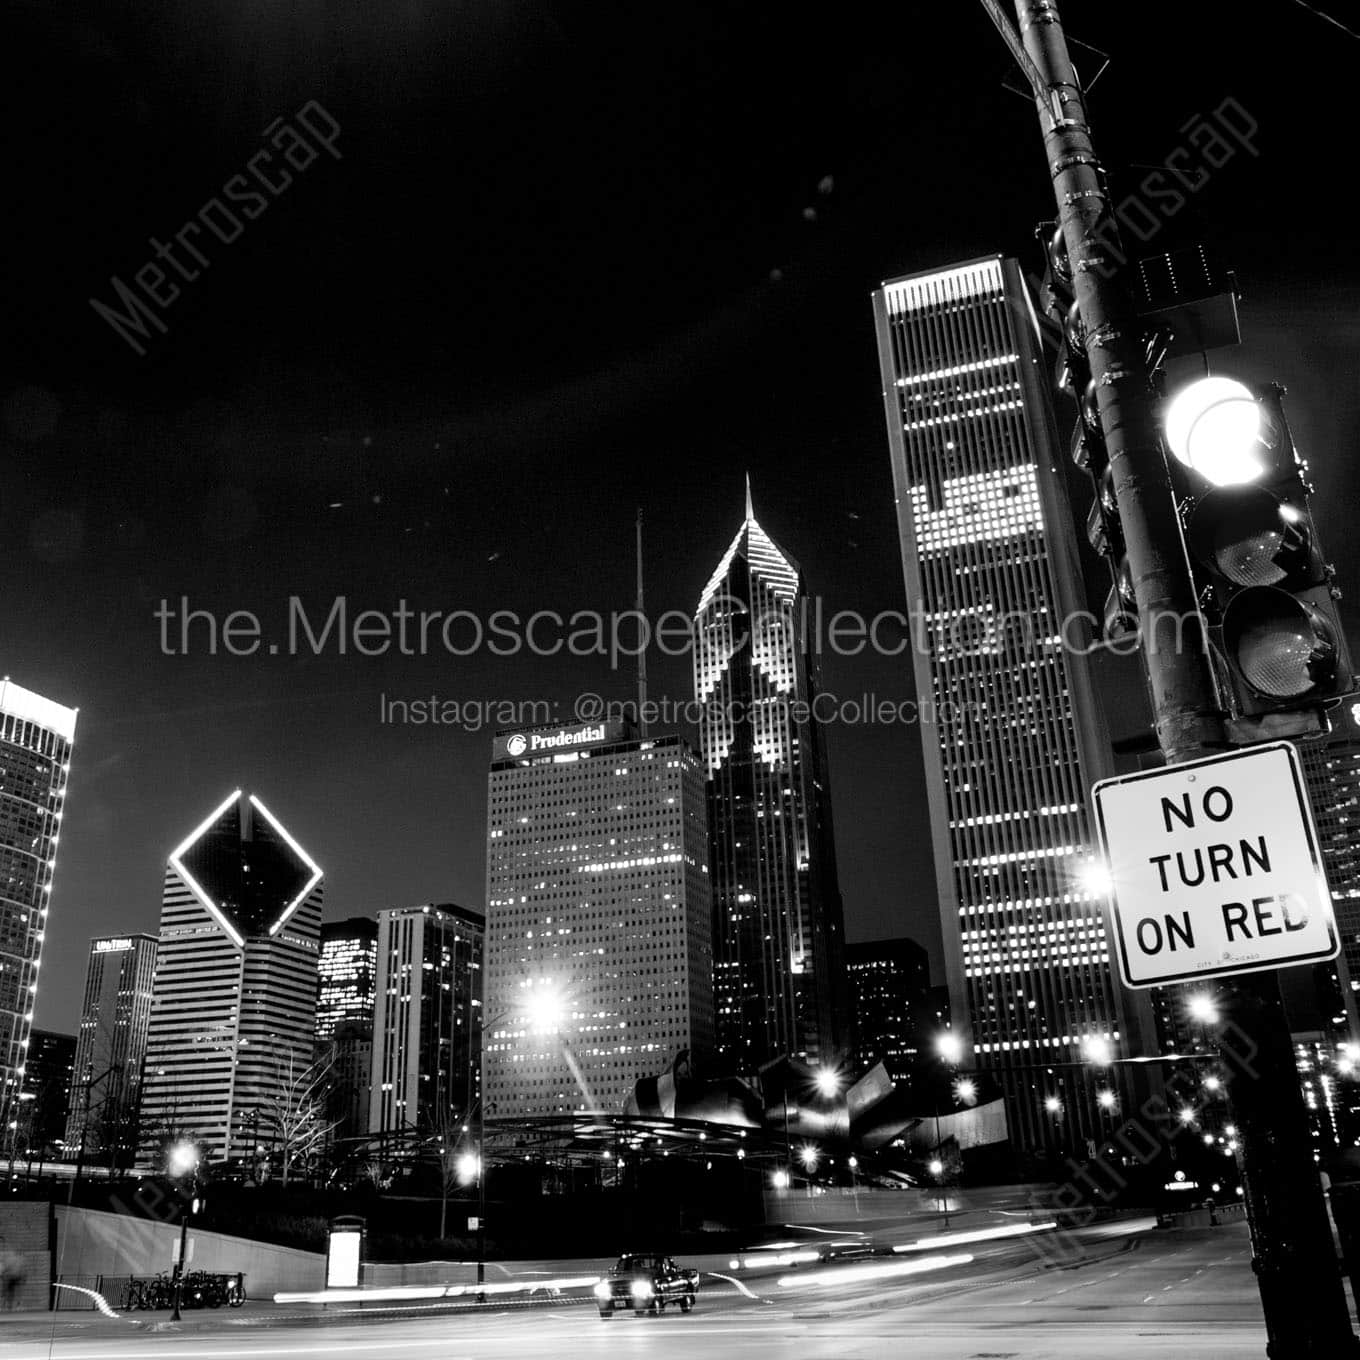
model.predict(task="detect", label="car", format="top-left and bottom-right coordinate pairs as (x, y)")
top-left (593, 1253), bottom-right (699, 1318)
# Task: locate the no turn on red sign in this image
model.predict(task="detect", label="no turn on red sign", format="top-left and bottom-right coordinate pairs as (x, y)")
top-left (1092, 742), bottom-right (1338, 989)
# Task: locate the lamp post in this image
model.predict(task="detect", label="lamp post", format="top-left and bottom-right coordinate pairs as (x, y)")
top-left (166, 1140), bottom-right (200, 1322)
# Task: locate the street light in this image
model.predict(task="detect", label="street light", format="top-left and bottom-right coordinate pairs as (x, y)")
top-left (1188, 994), bottom-right (1220, 1026)
top-left (814, 1066), bottom-right (843, 1100)
top-left (1044, 1095), bottom-right (1062, 1115)
top-left (1097, 1089), bottom-right (1118, 1112)
top-left (166, 1140), bottom-right (201, 1322)
top-left (935, 1032), bottom-right (964, 1066)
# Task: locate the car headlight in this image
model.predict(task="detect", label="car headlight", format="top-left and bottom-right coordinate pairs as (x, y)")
top-left (630, 1280), bottom-right (653, 1299)
top-left (593, 1282), bottom-right (611, 1300)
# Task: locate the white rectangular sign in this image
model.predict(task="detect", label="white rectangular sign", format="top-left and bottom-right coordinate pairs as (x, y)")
top-left (1093, 742), bottom-right (1337, 989)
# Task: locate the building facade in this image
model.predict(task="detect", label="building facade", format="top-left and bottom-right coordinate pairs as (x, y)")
top-left (692, 485), bottom-right (848, 1073)
top-left (317, 917), bottom-right (379, 1042)
top-left (1300, 701), bottom-right (1360, 1026)
top-left (64, 933), bottom-right (157, 1163)
top-left (872, 256), bottom-right (1161, 1156)
top-left (138, 789), bottom-right (323, 1164)
top-left (0, 679), bottom-right (77, 1139)
top-left (845, 938), bottom-right (930, 1086)
top-left (368, 904), bottom-right (483, 1141)
top-left (22, 1028), bottom-right (76, 1150)
top-left (483, 723), bottom-right (713, 1120)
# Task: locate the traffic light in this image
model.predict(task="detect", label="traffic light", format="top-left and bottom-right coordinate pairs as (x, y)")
top-left (1165, 379), bottom-right (1354, 735)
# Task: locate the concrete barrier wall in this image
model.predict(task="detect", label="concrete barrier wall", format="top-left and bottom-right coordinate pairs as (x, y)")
top-left (0, 1201), bottom-right (51, 1311)
top-left (54, 1207), bottom-right (324, 1298)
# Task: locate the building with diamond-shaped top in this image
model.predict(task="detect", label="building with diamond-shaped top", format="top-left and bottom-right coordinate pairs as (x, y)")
top-left (138, 789), bottom-right (323, 1165)
top-left (692, 481), bottom-right (849, 1072)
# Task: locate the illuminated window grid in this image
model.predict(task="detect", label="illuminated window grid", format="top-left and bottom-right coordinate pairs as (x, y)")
top-left (482, 735), bottom-right (713, 1120)
top-left (0, 682), bottom-right (76, 1120)
top-left (874, 256), bottom-right (1134, 1155)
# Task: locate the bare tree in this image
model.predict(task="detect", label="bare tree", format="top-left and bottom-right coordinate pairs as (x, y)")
top-left (258, 1051), bottom-right (338, 1188)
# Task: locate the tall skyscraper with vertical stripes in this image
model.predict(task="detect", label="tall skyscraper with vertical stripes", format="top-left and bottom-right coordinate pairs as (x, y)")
top-left (138, 789), bottom-right (322, 1163)
top-left (65, 933), bottom-right (158, 1164)
top-left (692, 486), bottom-right (848, 1073)
top-left (369, 904), bottom-right (483, 1140)
top-left (0, 679), bottom-right (76, 1140)
top-left (872, 256), bottom-right (1159, 1155)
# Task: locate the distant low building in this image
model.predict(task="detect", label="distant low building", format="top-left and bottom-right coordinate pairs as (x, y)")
top-left (22, 1028), bottom-right (76, 1150)
top-left (845, 938), bottom-right (929, 1086)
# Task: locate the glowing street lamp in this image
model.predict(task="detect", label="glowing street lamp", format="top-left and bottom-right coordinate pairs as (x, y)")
top-left (1188, 993), bottom-right (1220, 1026)
top-left (523, 984), bottom-right (566, 1035)
top-left (1044, 1095), bottom-right (1062, 1115)
top-left (771, 1168), bottom-right (790, 1190)
top-left (953, 1077), bottom-right (978, 1106)
top-left (166, 1140), bottom-right (201, 1321)
top-left (936, 1032), bottom-right (964, 1066)
top-left (1097, 1089), bottom-right (1118, 1112)
top-left (1082, 1035), bottom-right (1114, 1067)
top-left (814, 1066), bottom-right (844, 1099)
top-left (928, 1158), bottom-right (944, 1178)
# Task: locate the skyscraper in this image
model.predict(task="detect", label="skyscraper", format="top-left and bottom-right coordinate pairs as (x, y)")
top-left (692, 485), bottom-right (848, 1072)
top-left (22, 1028), bottom-right (76, 1150)
top-left (64, 933), bottom-right (158, 1164)
top-left (1300, 701), bottom-right (1360, 1023)
top-left (482, 722), bottom-right (713, 1120)
top-left (369, 904), bottom-right (483, 1140)
top-left (317, 917), bottom-right (379, 1042)
top-left (872, 256), bottom-right (1160, 1155)
top-left (845, 938), bottom-right (930, 1086)
top-left (0, 679), bottom-right (76, 1139)
top-left (139, 789), bottom-right (323, 1163)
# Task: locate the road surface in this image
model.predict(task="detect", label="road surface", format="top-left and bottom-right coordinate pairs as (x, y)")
top-left (0, 1222), bottom-right (1295, 1359)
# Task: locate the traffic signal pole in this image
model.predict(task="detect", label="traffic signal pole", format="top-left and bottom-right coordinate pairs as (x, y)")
top-left (1000, 2), bottom-right (1360, 1352)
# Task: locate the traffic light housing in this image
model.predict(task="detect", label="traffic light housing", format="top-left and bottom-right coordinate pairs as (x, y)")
top-left (1170, 383), bottom-right (1354, 736)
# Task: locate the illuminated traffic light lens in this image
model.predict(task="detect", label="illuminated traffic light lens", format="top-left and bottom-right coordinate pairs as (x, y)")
top-left (1186, 488), bottom-right (1307, 589)
top-left (1165, 377), bottom-right (1265, 486)
top-left (1223, 587), bottom-right (1337, 698)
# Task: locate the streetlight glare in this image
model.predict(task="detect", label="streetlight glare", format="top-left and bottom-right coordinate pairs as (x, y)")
top-left (771, 1169), bottom-right (790, 1189)
top-left (814, 1066), bottom-right (843, 1098)
top-left (798, 1144), bottom-right (819, 1171)
top-left (1178, 1107), bottom-right (1196, 1126)
top-left (166, 1140), bottom-right (199, 1179)
top-left (456, 1152), bottom-right (481, 1183)
top-left (1044, 1095), bottom-right (1062, 1114)
top-left (954, 1077), bottom-right (978, 1106)
top-left (928, 1158), bottom-right (944, 1177)
top-left (1097, 1089), bottom-right (1117, 1111)
top-left (1188, 993), bottom-right (1220, 1025)
top-left (1076, 859), bottom-right (1113, 899)
top-left (523, 983), bottom-right (566, 1034)
top-left (936, 1032), bottom-right (964, 1065)
top-left (1165, 376), bottom-right (1265, 486)
top-left (1082, 1035), bottom-right (1113, 1067)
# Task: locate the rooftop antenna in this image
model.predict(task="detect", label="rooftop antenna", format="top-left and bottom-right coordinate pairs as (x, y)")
top-left (635, 507), bottom-right (648, 738)
top-left (745, 470), bottom-right (754, 521)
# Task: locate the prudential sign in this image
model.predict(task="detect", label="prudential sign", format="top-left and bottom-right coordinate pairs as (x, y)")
top-left (492, 722), bottom-right (624, 762)
top-left (1093, 743), bottom-right (1338, 989)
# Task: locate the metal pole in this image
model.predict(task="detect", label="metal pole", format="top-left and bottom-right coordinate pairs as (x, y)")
top-left (475, 1101), bottom-right (486, 1303)
top-left (1006, 3), bottom-right (1359, 1352)
top-left (170, 1203), bottom-right (191, 1321)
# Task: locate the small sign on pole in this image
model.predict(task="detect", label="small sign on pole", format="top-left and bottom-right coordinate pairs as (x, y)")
top-left (1093, 742), bottom-right (1337, 989)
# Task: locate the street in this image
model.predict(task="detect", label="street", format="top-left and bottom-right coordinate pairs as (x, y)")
top-left (0, 1222), bottom-right (1288, 1359)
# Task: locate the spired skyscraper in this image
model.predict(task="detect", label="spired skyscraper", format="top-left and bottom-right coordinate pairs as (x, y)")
top-left (139, 789), bottom-right (323, 1163)
top-left (872, 256), bottom-right (1160, 1155)
top-left (692, 485), bottom-right (848, 1072)
top-left (0, 679), bottom-right (77, 1138)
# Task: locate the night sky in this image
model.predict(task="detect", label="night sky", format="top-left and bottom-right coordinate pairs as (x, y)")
top-left (6, 2), bottom-right (1359, 1034)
